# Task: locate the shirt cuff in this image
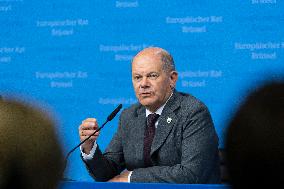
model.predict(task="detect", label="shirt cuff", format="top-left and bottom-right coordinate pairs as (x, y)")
top-left (128, 171), bottom-right (133, 182)
top-left (80, 141), bottom-right (97, 160)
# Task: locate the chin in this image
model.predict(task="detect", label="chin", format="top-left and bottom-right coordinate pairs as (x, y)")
top-left (139, 99), bottom-right (160, 111)
top-left (139, 98), bottom-right (155, 107)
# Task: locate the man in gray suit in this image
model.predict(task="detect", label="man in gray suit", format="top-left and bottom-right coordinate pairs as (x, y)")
top-left (79, 47), bottom-right (220, 183)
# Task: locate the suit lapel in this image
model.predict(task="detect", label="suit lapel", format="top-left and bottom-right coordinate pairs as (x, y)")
top-left (130, 105), bottom-right (146, 160)
top-left (151, 112), bottom-right (177, 154)
top-left (151, 91), bottom-right (181, 155)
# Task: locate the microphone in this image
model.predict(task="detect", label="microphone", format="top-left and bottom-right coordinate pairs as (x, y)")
top-left (64, 104), bottom-right (123, 168)
top-left (107, 104), bottom-right (122, 121)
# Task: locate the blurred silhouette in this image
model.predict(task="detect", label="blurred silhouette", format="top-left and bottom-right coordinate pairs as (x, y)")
top-left (0, 99), bottom-right (64, 189)
top-left (225, 82), bottom-right (284, 188)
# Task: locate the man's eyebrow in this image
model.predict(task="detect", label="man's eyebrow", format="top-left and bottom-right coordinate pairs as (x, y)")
top-left (132, 71), bottom-right (159, 75)
top-left (147, 71), bottom-right (159, 75)
top-left (132, 73), bottom-right (142, 75)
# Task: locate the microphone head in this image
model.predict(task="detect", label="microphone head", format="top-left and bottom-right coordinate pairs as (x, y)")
top-left (107, 104), bottom-right (122, 121)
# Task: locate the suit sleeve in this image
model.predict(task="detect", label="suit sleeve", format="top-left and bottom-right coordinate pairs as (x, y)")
top-left (130, 104), bottom-right (220, 183)
top-left (82, 114), bottom-right (126, 182)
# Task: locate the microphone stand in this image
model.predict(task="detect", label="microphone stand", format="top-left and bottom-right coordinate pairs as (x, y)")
top-left (62, 104), bottom-right (122, 181)
top-left (64, 119), bottom-right (108, 166)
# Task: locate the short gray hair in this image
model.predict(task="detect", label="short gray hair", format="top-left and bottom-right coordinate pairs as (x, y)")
top-left (156, 49), bottom-right (175, 72)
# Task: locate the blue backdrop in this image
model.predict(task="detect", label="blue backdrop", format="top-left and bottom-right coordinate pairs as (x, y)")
top-left (1, 0), bottom-right (284, 181)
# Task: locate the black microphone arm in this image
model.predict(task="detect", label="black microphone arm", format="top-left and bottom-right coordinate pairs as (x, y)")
top-left (64, 104), bottom-right (123, 166)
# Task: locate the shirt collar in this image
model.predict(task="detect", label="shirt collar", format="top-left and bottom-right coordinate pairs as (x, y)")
top-left (145, 92), bottom-right (173, 117)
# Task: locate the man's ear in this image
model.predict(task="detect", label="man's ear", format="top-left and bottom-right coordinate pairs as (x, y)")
top-left (170, 71), bottom-right (178, 88)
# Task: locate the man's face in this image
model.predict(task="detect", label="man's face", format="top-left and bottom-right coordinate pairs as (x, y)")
top-left (132, 52), bottom-right (177, 112)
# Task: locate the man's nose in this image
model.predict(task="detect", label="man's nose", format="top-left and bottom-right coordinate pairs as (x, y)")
top-left (140, 77), bottom-right (149, 88)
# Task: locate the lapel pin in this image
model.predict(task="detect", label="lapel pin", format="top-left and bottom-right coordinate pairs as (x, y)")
top-left (167, 117), bottom-right (172, 124)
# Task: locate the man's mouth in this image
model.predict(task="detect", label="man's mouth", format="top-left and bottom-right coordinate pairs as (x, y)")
top-left (139, 92), bottom-right (152, 97)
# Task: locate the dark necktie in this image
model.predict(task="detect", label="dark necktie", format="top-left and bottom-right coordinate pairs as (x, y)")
top-left (143, 113), bottom-right (160, 167)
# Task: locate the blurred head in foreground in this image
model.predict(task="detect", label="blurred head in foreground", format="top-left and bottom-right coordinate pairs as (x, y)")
top-left (225, 82), bottom-right (284, 188)
top-left (0, 99), bottom-right (64, 189)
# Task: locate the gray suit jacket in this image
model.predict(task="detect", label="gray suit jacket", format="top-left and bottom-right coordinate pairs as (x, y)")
top-left (83, 90), bottom-right (220, 183)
